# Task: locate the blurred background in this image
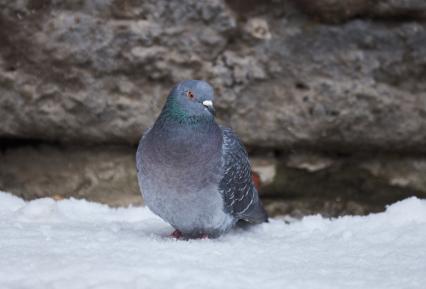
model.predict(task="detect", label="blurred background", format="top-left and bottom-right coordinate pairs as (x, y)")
top-left (1, 0), bottom-right (425, 218)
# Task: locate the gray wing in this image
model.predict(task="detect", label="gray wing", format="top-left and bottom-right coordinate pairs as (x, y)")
top-left (219, 127), bottom-right (268, 223)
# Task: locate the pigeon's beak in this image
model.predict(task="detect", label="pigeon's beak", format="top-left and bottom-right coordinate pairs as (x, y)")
top-left (202, 100), bottom-right (216, 116)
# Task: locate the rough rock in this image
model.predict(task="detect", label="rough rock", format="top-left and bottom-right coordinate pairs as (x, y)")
top-left (0, 0), bottom-right (426, 152)
top-left (1, 0), bottom-right (426, 216)
top-left (264, 198), bottom-right (375, 218)
top-left (0, 145), bottom-right (142, 207)
top-left (1, 145), bottom-right (425, 217)
top-left (261, 151), bottom-right (426, 203)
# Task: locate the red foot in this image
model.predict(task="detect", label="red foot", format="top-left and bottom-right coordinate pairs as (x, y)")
top-left (170, 230), bottom-right (183, 239)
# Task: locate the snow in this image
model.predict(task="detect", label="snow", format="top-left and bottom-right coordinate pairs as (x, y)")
top-left (0, 191), bottom-right (425, 289)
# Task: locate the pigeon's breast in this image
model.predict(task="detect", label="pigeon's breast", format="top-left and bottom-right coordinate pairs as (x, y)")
top-left (137, 128), bottom-right (235, 235)
top-left (139, 130), bottom-right (222, 194)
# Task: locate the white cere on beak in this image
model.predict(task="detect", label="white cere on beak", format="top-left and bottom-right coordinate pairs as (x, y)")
top-left (202, 100), bottom-right (213, 108)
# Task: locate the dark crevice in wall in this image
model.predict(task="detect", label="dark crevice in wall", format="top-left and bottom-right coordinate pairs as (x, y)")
top-left (0, 137), bottom-right (60, 152)
top-left (2, 136), bottom-right (426, 159)
top-left (225, 0), bottom-right (426, 24)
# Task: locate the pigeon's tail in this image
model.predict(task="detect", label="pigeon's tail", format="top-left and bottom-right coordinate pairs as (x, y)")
top-left (249, 172), bottom-right (268, 222)
top-left (240, 192), bottom-right (269, 224)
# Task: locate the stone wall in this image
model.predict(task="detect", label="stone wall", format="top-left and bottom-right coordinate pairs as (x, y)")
top-left (1, 0), bottom-right (425, 216)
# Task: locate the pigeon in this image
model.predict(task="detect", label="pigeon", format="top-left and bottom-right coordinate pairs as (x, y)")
top-left (136, 80), bottom-right (268, 239)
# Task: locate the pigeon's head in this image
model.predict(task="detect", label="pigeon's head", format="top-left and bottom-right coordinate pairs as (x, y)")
top-left (164, 80), bottom-right (216, 122)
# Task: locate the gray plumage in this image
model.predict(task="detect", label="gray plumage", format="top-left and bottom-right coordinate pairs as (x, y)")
top-left (136, 80), bottom-right (268, 238)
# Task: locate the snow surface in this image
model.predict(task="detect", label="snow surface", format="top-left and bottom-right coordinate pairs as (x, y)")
top-left (0, 191), bottom-right (425, 289)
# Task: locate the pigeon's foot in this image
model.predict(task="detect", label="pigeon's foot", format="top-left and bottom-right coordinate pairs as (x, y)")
top-left (192, 233), bottom-right (209, 239)
top-left (170, 230), bottom-right (183, 239)
top-left (170, 230), bottom-right (210, 240)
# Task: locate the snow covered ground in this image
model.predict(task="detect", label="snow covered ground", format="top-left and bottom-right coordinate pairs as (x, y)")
top-left (0, 191), bottom-right (425, 289)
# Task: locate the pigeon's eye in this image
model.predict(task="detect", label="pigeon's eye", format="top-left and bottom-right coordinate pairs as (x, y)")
top-left (186, 90), bottom-right (195, 100)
